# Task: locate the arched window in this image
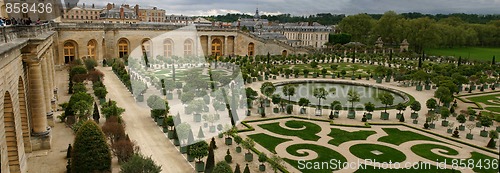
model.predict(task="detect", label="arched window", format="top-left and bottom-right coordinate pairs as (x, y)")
top-left (163, 39), bottom-right (173, 58)
top-left (87, 39), bottom-right (97, 60)
top-left (184, 39), bottom-right (193, 56)
top-left (211, 38), bottom-right (222, 57)
top-left (118, 38), bottom-right (129, 58)
top-left (248, 42), bottom-right (255, 56)
top-left (142, 39), bottom-right (152, 57)
top-left (63, 41), bottom-right (77, 64)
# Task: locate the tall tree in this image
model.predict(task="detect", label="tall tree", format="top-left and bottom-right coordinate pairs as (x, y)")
top-left (71, 121), bottom-right (112, 173)
top-left (338, 14), bottom-right (375, 44)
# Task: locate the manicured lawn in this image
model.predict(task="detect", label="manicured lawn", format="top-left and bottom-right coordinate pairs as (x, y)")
top-left (484, 106), bottom-right (500, 113)
top-left (350, 144), bottom-right (406, 163)
top-left (284, 143), bottom-right (347, 173)
top-left (411, 144), bottom-right (498, 173)
top-left (378, 128), bottom-right (440, 145)
top-left (258, 120), bottom-right (322, 141)
top-left (467, 94), bottom-right (500, 106)
top-left (328, 128), bottom-right (376, 146)
top-left (247, 133), bottom-right (291, 153)
top-left (426, 47), bottom-right (500, 61)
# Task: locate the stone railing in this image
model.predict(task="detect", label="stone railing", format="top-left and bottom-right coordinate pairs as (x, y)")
top-left (0, 23), bottom-right (54, 44)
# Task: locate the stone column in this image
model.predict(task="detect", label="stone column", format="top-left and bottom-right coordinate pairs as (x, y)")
top-left (224, 36), bottom-right (228, 56)
top-left (207, 35), bottom-right (212, 56)
top-left (26, 60), bottom-right (51, 150)
top-left (48, 49), bottom-right (58, 110)
top-left (41, 57), bottom-right (54, 127)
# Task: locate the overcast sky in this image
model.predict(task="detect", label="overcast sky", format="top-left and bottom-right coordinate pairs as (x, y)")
top-left (73, 0), bottom-right (500, 16)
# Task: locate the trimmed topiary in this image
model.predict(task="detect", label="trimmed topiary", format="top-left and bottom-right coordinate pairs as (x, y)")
top-left (71, 120), bottom-right (112, 173)
top-left (213, 161), bottom-right (232, 173)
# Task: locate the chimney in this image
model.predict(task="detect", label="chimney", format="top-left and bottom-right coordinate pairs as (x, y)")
top-left (113, 3), bottom-right (115, 8)
top-left (83, 3), bottom-right (85, 8)
top-left (92, 4), bottom-right (95, 8)
top-left (120, 7), bottom-right (124, 19)
top-left (134, 5), bottom-right (139, 16)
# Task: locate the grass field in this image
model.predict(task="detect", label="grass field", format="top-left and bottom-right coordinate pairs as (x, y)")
top-left (426, 47), bottom-right (500, 61)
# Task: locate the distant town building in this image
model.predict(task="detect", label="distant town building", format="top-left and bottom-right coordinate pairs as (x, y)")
top-left (61, 3), bottom-right (103, 23)
top-left (193, 17), bottom-right (212, 26)
top-left (165, 15), bottom-right (193, 25)
top-left (138, 7), bottom-right (165, 23)
top-left (234, 8), bottom-right (268, 31)
top-left (99, 3), bottom-right (139, 24)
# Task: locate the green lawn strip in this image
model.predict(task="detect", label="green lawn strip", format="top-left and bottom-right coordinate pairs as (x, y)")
top-left (378, 128), bottom-right (440, 145)
top-left (258, 120), bottom-right (322, 141)
top-left (327, 128), bottom-right (376, 146)
top-left (467, 94), bottom-right (500, 106)
top-left (349, 144), bottom-right (406, 163)
top-left (355, 163), bottom-right (459, 173)
top-left (247, 133), bottom-right (291, 153)
top-left (284, 144), bottom-right (347, 173)
top-left (484, 106), bottom-right (500, 113)
top-left (411, 144), bottom-right (498, 173)
top-left (456, 90), bottom-right (500, 97)
top-left (426, 47), bottom-right (500, 61)
top-left (454, 96), bottom-right (483, 110)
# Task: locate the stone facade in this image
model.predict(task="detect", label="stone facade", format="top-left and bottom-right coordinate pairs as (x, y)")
top-left (0, 24), bottom-right (57, 173)
top-left (53, 23), bottom-right (309, 65)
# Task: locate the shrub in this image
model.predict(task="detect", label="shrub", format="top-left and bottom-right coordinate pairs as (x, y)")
top-left (224, 149), bottom-right (232, 163)
top-left (205, 145), bottom-right (215, 173)
top-left (94, 87), bottom-right (108, 99)
top-left (72, 82), bottom-right (87, 93)
top-left (71, 121), bottom-right (111, 173)
top-left (213, 161), bottom-right (232, 173)
top-left (101, 116), bottom-right (125, 143)
top-left (70, 65), bottom-right (88, 81)
top-left (87, 69), bottom-right (104, 82)
top-left (84, 58), bottom-right (98, 71)
top-left (189, 141), bottom-right (209, 162)
top-left (112, 136), bottom-right (138, 163)
top-left (120, 153), bottom-right (162, 173)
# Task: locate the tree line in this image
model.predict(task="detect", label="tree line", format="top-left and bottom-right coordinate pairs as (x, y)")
top-left (337, 11), bottom-right (500, 52)
top-left (204, 12), bottom-right (500, 26)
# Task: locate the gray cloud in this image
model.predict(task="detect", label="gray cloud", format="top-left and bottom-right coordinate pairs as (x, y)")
top-left (77, 0), bottom-right (500, 16)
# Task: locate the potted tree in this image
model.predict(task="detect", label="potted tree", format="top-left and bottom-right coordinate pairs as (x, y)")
top-left (271, 94), bottom-right (281, 113)
top-left (447, 122), bottom-right (455, 134)
top-left (379, 92), bottom-right (394, 120)
top-left (298, 98), bottom-right (310, 114)
top-left (241, 138), bottom-right (255, 162)
top-left (466, 123), bottom-right (475, 139)
top-left (189, 141), bottom-right (209, 172)
top-left (486, 130), bottom-right (499, 149)
top-left (164, 79), bottom-right (175, 100)
top-left (234, 135), bottom-right (243, 153)
top-left (467, 107), bottom-right (477, 121)
top-left (410, 101), bottom-right (421, 120)
top-left (426, 98), bottom-right (437, 114)
top-left (257, 96), bottom-right (266, 117)
top-left (347, 89), bottom-right (360, 119)
top-left (260, 82), bottom-right (276, 107)
top-left (283, 84), bottom-right (296, 114)
top-left (479, 116), bottom-right (493, 137)
top-left (457, 114), bottom-right (467, 131)
top-left (269, 154), bottom-right (285, 173)
top-left (313, 87), bottom-right (328, 116)
top-left (331, 101), bottom-right (342, 119)
top-left (440, 108), bottom-right (451, 127)
top-left (164, 116), bottom-right (174, 136)
top-left (426, 113), bottom-right (437, 129)
top-left (395, 103), bottom-right (407, 120)
top-left (224, 126), bottom-right (237, 145)
top-left (258, 152), bottom-right (267, 171)
top-left (187, 100), bottom-right (205, 122)
top-left (364, 102), bottom-right (375, 120)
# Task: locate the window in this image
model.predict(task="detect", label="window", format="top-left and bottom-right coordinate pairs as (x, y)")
top-left (184, 39), bottom-right (193, 56)
top-left (118, 39), bottom-right (129, 58)
top-left (87, 40), bottom-right (97, 59)
top-left (248, 43), bottom-right (255, 56)
top-left (63, 41), bottom-right (76, 64)
top-left (164, 39), bottom-right (173, 58)
top-left (211, 38), bottom-right (222, 57)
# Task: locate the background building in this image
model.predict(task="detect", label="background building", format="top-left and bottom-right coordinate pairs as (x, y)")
top-left (138, 7), bottom-right (165, 23)
top-left (61, 4), bottom-right (103, 23)
top-left (165, 15), bottom-right (193, 25)
top-left (99, 4), bottom-right (139, 24)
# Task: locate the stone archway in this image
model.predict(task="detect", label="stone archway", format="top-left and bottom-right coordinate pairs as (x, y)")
top-left (118, 38), bottom-right (130, 58)
top-left (87, 39), bottom-right (98, 61)
top-left (3, 91), bottom-right (21, 173)
top-left (18, 77), bottom-right (31, 153)
top-left (141, 38), bottom-right (152, 58)
top-left (282, 50), bottom-right (288, 57)
top-left (211, 38), bottom-right (222, 57)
